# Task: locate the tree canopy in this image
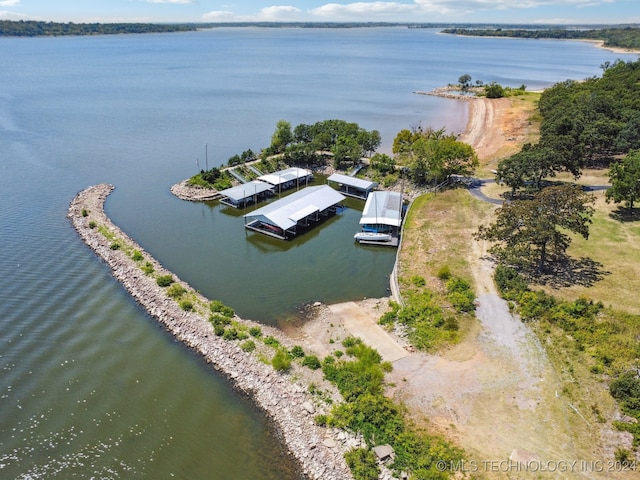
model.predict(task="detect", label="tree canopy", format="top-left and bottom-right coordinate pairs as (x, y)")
top-left (0, 20), bottom-right (195, 37)
top-left (606, 150), bottom-right (640, 211)
top-left (476, 185), bottom-right (595, 273)
top-left (392, 126), bottom-right (478, 185)
top-left (441, 27), bottom-right (640, 50)
top-left (265, 119), bottom-right (380, 168)
top-left (497, 59), bottom-right (640, 194)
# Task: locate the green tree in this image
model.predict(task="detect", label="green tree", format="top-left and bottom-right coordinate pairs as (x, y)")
top-left (496, 144), bottom-right (562, 195)
top-left (357, 129), bottom-right (381, 157)
top-left (458, 73), bottom-right (472, 90)
top-left (270, 119), bottom-right (293, 154)
top-left (332, 135), bottom-right (363, 169)
top-left (476, 185), bottom-right (595, 273)
top-left (392, 127), bottom-right (477, 185)
top-left (606, 150), bottom-right (640, 211)
top-left (484, 82), bottom-right (505, 98)
top-left (391, 128), bottom-right (419, 156)
top-left (369, 153), bottom-right (396, 175)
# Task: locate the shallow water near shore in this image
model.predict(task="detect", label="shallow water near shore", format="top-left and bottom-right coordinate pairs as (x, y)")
top-left (1, 27), bottom-right (637, 478)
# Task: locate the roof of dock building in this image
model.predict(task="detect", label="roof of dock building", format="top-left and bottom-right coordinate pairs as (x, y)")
top-left (257, 167), bottom-right (312, 187)
top-left (218, 180), bottom-right (273, 201)
top-left (244, 185), bottom-right (345, 231)
top-left (359, 191), bottom-right (403, 227)
top-left (327, 173), bottom-right (378, 192)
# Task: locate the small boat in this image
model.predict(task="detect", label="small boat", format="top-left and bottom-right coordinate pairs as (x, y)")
top-left (354, 231), bottom-right (392, 242)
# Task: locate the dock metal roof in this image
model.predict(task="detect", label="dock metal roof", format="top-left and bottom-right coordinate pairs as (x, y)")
top-left (218, 180), bottom-right (273, 201)
top-left (244, 185), bottom-right (345, 231)
top-left (327, 173), bottom-right (378, 192)
top-left (359, 191), bottom-right (403, 227)
top-left (258, 167), bottom-right (312, 187)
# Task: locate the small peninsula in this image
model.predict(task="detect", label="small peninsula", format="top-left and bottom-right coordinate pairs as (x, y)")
top-left (67, 184), bottom-right (355, 480)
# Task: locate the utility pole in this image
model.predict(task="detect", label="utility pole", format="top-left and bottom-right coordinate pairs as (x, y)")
top-left (205, 143), bottom-right (208, 171)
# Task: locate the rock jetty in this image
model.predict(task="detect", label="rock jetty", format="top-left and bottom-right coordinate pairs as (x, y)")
top-left (68, 184), bottom-right (355, 480)
top-left (170, 179), bottom-right (219, 202)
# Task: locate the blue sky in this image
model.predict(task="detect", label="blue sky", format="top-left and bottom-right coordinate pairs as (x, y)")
top-left (0, 0), bottom-right (638, 24)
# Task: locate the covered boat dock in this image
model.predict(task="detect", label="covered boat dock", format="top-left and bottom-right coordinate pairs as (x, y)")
top-left (327, 173), bottom-right (378, 199)
top-left (244, 185), bottom-right (346, 240)
top-left (257, 167), bottom-right (313, 194)
top-left (355, 191), bottom-right (404, 246)
top-left (218, 180), bottom-right (274, 208)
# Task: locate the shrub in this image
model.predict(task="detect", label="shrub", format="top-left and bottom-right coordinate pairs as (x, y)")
top-left (610, 371), bottom-right (640, 417)
top-left (156, 275), bottom-right (173, 287)
top-left (132, 250), bottom-right (144, 261)
top-left (263, 336), bottom-right (280, 348)
top-left (249, 326), bottom-right (263, 338)
top-left (446, 277), bottom-right (476, 313)
top-left (342, 336), bottom-right (360, 348)
top-left (109, 242), bottom-right (121, 250)
top-left (88, 221), bottom-right (97, 229)
top-left (485, 81), bottom-right (506, 98)
top-left (448, 291), bottom-right (475, 313)
top-left (241, 340), bottom-right (256, 352)
top-left (179, 299), bottom-right (193, 311)
top-left (314, 414), bottom-right (328, 426)
top-left (81, 209), bottom-right (88, 217)
top-left (210, 300), bottom-right (234, 318)
top-left (167, 283), bottom-right (187, 299)
top-left (302, 355), bottom-right (321, 370)
top-left (272, 349), bottom-right (291, 372)
top-left (236, 330), bottom-right (249, 340)
top-left (209, 313), bottom-right (231, 326)
top-left (223, 328), bottom-right (238, 341)
top-left (290, 345), bottom-right (305, 358)
top-left (214, 325), bottom-right (225, 336)
top-left (410, 275), bottom-right (426, 287)
top-left (494, 265), bottom-right (529, 301)
top-left (444, 316), bottom-right (459, 331)
top-left (344, 448), bottom-right (380, 480)
top-left (436, 265), bottom-right (452, 280)
top-left (141, 262), bottom-right (154, 275)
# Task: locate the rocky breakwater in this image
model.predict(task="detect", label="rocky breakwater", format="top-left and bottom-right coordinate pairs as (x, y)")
top-left (170, 180), bottom-right (219, 202)
top-left (68, 184), bottom-right (356, 480)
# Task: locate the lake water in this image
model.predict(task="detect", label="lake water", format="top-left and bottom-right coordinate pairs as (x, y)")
top-left (1, 27), bottom-right (636, 479)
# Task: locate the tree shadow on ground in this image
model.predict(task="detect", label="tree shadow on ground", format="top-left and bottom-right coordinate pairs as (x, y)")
top-left (524, 256), bottom-right (610, 289)
top-left (609, 206), bottom-right (640, 223)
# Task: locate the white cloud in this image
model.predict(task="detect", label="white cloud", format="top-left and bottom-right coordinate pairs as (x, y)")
top-left (311, 2), bottom-right (418, 18)
top-left (0, 10), bottom-right (28, 20)
top-left (203, 5), bottom-right (302, 22)
top-left (202, 10), bottom-right (237, 21)
top-left (144, 0), bottom-right (195, 4)
top-left (412, 0), bottom-right (610, 10)
top-left (204, 1), bottom-right (631, 23)
top-left (260, 5), bottom-right (302, 20)
top-left (0, 0), bottom-right (21, 6)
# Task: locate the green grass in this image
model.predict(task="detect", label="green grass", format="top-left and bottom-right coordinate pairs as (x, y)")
top-left (538, 191), bottom-right (640, 314)
top-left (395, 188), bottom-right (494, 350)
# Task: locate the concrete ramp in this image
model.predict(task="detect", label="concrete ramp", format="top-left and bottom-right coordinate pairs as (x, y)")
top-left (328, 302), bottom-right (409, 362)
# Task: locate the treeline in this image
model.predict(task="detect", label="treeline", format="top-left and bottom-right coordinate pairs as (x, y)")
top-left (497, 59), bottom-right (640, 195)
top-left (0, 20), bottom-right (196, 37)
top-left (442, 26), bottom-right (640, 50)
top-left (265, 119), bottom-right (382, 169)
